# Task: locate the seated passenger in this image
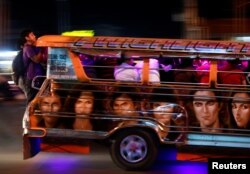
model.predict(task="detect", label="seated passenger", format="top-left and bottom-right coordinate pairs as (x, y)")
top-left (196, 59), bottom-right (210, 83)
top-left (79, 54), bottom-right (97, 78)
top-left (159, 57), bottom-right (175, 82)
top-left (95, 57), bottom-right (117, 80)
top-left (174, 58), bottom-right (198, 83)
top-left (218, 59), bottom-right (246, 85)
top-left (135, 58), bottom-right (160, 83)
top-left (114, 57), bottom-right (139, 82)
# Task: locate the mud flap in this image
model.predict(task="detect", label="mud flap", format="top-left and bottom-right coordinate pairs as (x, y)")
top-left (23, 134), bottom-right (41, 159)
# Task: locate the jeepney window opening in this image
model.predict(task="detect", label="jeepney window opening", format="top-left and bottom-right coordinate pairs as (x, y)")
top-left (47, 47), bottom-right (250, 89)
top-left (36, 36), bottom-right (249, 132)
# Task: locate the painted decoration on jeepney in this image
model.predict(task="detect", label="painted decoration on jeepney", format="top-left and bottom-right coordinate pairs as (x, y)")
top-left (37, 35), bottom-right (250, 55)
top-left (47, 48), bottom-right (77, 80)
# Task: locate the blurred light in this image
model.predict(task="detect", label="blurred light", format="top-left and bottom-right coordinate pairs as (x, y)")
top-left (0, 51), bottom-right (17, 84)
top-left (233, 36), bottom-right (250, 42)
top-left (0, 51), bottom-right (18, 57)
top-left (62, 30), bottom-right (94, 37)
top-left (0, 60), bottom-right (12, 65)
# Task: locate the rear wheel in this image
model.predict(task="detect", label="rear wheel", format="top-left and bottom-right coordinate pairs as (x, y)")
top-left (110, 129), bottom-right (158, 170)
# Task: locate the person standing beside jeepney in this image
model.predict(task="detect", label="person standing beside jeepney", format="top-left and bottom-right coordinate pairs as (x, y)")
top-left (21, 29), bottom-right (47, 103)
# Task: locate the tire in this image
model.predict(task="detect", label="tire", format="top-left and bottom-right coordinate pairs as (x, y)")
top-left (110, 129), bottom-right (158, 171)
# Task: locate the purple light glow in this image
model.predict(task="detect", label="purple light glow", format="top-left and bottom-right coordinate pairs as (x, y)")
top-left (31, 148), bottom-right (208, 173)
top-left (151, 147), bottom-right (207, 173)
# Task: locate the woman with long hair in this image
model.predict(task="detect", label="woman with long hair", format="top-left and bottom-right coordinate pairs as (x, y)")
top-left (229, 92), bottom-right (250, 131)
top-left (186, 89), bottom-right (228, 133)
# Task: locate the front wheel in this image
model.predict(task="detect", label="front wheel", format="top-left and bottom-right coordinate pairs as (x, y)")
top-left (110, 129), bottom-right (158, 170)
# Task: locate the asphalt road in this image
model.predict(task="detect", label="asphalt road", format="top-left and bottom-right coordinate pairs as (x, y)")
top-left (0, 99), bottom-right (208, 174)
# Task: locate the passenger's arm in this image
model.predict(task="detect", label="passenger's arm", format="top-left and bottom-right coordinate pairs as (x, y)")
top-left (30, 51), bottom-right (43, 63)
top-left (28, 47), bottom-right (47, 63)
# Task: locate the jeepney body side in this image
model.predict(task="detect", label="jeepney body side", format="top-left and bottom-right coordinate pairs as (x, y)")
top-left (23, 35), bottom-right (250, 162)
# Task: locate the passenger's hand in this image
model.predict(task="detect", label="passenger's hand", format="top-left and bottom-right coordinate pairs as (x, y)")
top-left (160, 64), bottom-right (172, 72)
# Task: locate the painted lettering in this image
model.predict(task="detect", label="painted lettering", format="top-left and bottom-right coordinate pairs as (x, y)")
top-left (170, 40), bottom-right (190, 50)
top-left (129, 40), bottom-right (153, 49)
top-left (162, 40), bottom-right (175, 50)
top-left (195, 42), bottom-right (219, 51)
top-left (69, 36), bottom-right (250, 55)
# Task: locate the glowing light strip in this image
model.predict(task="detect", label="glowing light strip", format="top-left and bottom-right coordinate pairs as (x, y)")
top-left (187, 134), bottom-right (250, 148)
top-left (187, 134), bottom-right (250, 143)
top-left (187, 140), bottom-right (250, 148)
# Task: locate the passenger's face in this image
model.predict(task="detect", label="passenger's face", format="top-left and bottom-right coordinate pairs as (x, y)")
top-left (193, 91), bottom-right (220, 128)
top-left (40, 95), bottom-right (61, 125)
top-left (153, 102), bottom-right (174, 125)
top-left (113, 95), bottom-right (136, 116)
top-left (75, 92), bottom-right (94, 115)
top-left (26, 32), bottom-right (36, 43)
top-left (127, 58), bottom-right (134, 65)
top-left (232, 93), bottom-right (250, 128)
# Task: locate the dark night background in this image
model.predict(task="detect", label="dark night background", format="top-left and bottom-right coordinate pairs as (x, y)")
top-left (2, 0), bottom-right (248, 49)
top-left (10, 0), bottom-right (183, 37)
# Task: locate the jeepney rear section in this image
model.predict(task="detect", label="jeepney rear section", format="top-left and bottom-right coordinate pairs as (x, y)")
top-left (22, 46), bottom-right (188, 159)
